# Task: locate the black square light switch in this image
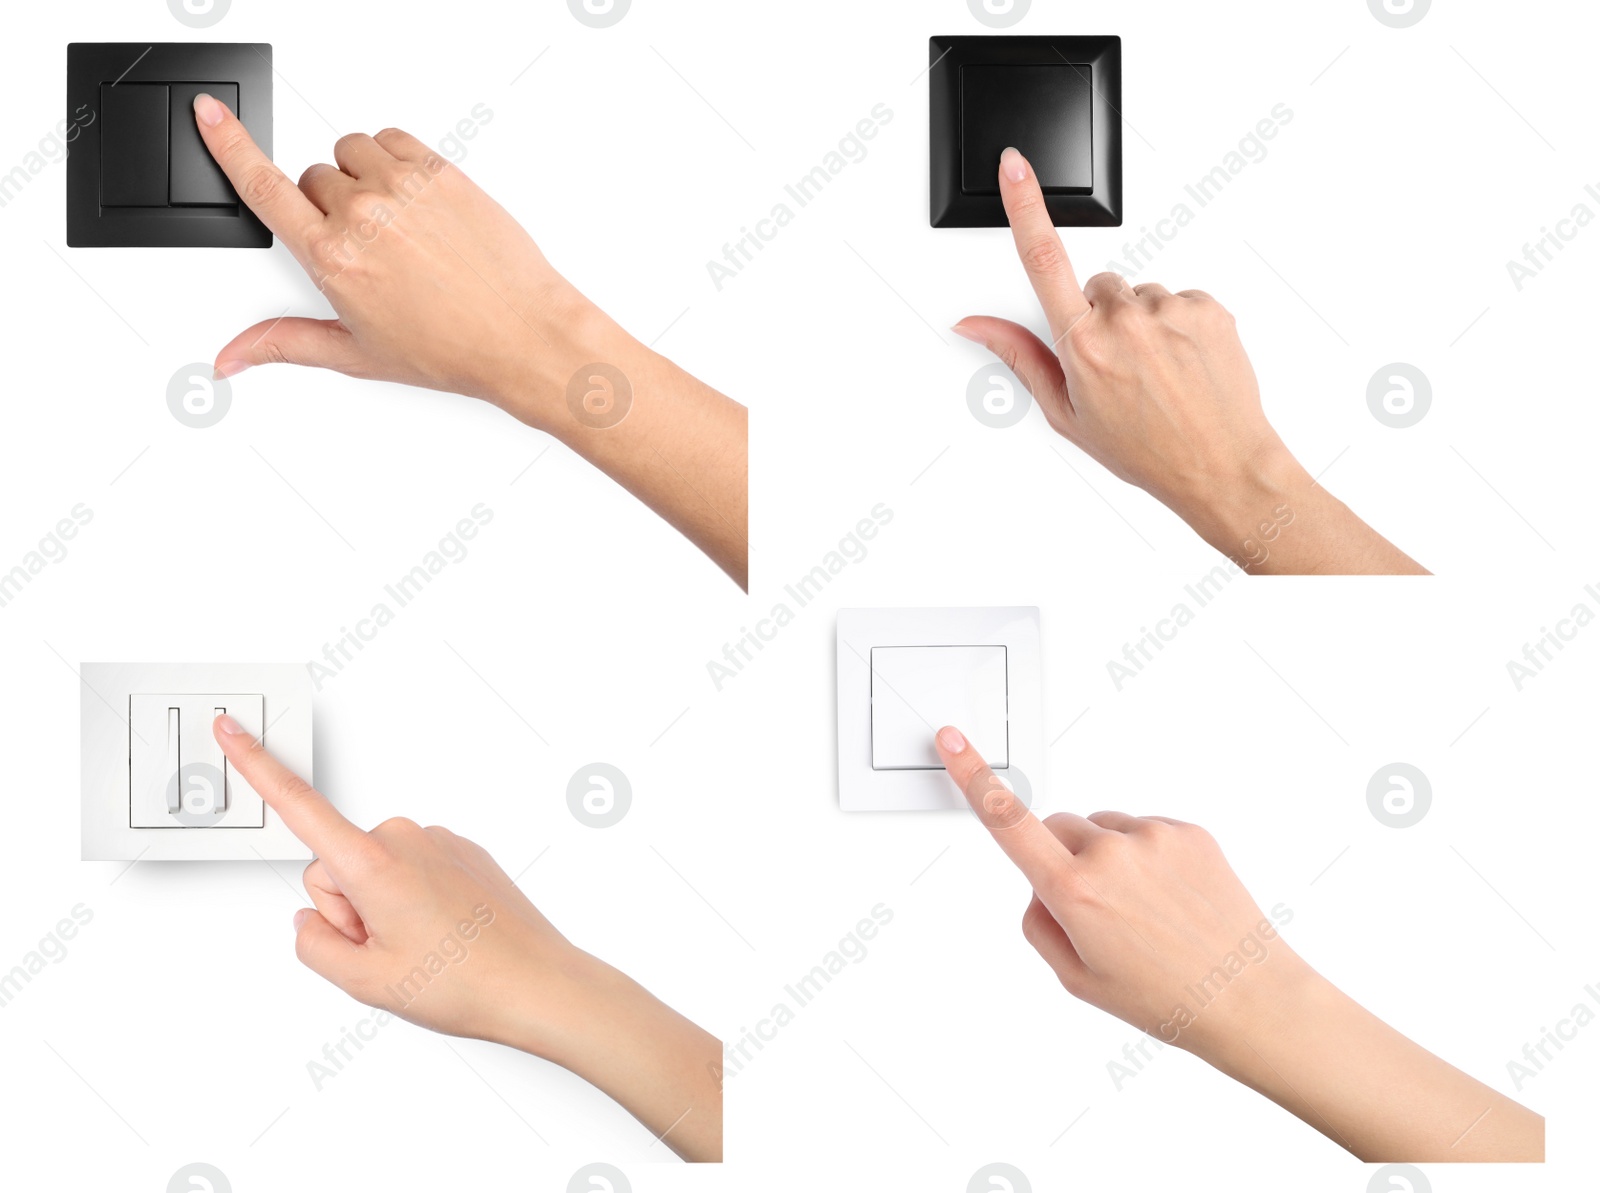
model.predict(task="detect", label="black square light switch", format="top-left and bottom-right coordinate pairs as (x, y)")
top-left (67, 43), bottom-right (272, 247)
top-left (931, 35), bottom-right (1121, 228)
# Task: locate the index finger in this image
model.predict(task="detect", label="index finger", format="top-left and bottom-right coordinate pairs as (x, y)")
top-left (192, 92), bottom-right (323, 250)
top-left (934, 725), bottom-right (1078, 891)
top-left (213, 713), bottom-right (367, 862)
top-left (998, 147), bottom-right (1090, 341)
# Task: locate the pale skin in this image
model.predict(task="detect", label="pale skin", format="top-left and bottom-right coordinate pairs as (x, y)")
top-left (934, 724), bottom-right (1543, 1162)
top-left (211, 713), bottom-right (722, 1162)
top-left (955, 147), bottom-right (1427, 576)
top-left (191, 93), bottom-right (747, 589)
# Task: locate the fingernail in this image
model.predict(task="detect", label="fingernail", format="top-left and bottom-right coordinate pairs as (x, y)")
top-left (215, 713), bottom-right (246, 736)
top-left (951, 323), bottom-right (985, 345)
top-left (937, 726), bottom-right (967, 753)
top-left (1000, 146), bottom-right (1028, 183)
top-left (213, 359), bottom-right (249, 381)
top-left (193, 92), bottom-right (225, 127)
top-left (293, 908), bottom-right (312, 930)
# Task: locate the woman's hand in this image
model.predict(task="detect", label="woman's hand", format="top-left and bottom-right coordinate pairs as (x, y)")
top-left (192, 94), bottom-right (748, 588)
top-left (955, 147), bottom-right (1425, 576)
top-left (936, 723), bottom-right (1542, 1162)
top-left (213, 712), bottom-right (723, 1162)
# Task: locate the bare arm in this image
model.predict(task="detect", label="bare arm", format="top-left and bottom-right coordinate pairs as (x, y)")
top-left (193, 93), bottom-right (747, 587)
top-left (955, 147), bottom-right (1423, 576)
top-left (935, 723), bottom-right (1540, 1161)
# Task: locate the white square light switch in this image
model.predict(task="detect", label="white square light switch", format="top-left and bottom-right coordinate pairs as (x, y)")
top-left (81, 663), bottom-right (314, 861)
top-left (871, 646), bottom-right (1008, 769)
top-left (838, 608), bottom-right (1042, 811)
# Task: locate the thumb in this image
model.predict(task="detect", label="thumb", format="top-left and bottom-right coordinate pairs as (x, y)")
top-left (293, 906), bottom-right (365, 989)
top-left (214, 316), bottom-right (361, 380)
top-left (953, 315), bottom-right (1070, 412)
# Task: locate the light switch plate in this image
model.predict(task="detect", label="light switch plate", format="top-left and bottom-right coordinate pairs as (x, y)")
top-left (929, 35), bottom-right (1122, 228)
top-left (81, 662), bottom-right (313, 860)
top-left (66, 43), bottom-right (273, 247)
top-left (837, 607), bottom-right (1043, 811)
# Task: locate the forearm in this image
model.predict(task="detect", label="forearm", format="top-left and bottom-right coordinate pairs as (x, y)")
top-left (498, 297), bottom-right (748, 589)
top-left (1206, 969), bottom-right (1542, 1161)
top-left (511, 953), bottom-right (724, 1162)
top-left (1179, 445), bottom-right (1428, 576)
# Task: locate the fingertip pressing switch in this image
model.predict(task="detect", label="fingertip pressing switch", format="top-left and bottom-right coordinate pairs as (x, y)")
top-left (168, 82), bottom-right (237, 205)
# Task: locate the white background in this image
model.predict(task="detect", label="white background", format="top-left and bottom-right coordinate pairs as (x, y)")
top-left (1, 0), bottom-right (1596, 1190)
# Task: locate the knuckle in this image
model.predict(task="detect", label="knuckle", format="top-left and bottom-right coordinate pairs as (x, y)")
top-left (1020, 900), bottom-right (1051, 941)
top-left (274, 772), bottom-right (317, 806)
top-left (373, 815), bottom-right (421, 839)
top-left (1065, 318), bottom-right (1108, 364)
top-left (258, 338), bottom-right (292, 366)
top-left (306, 234), bottom-right (354, 282)
top-left (238, 163), bottom-right (285, 209)
top-left (1020, 235), bottom-right (1069, 278)
top-left (345, 188), bottom-right (392, 224)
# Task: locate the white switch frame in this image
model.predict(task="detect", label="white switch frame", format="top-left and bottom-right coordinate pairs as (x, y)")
top-left (81, 663), bottom-right (314, 860)
top-left (837, 607), bottom-right (1043, 811)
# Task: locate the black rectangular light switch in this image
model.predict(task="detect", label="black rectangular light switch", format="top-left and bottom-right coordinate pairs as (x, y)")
top-left (100, 83), bottom-right (169, 207)
top-left (68, 43), bottom-right (273, 247)
top-left (168, 82), bottom-right (239, 205)
top-left (929, 35), bottom-right (1121, 228)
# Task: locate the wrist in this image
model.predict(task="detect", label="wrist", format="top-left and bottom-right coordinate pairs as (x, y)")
top-left (1199, 960), bottom-right (1347, 1088)
top-left (487, 286), bottom-right (650, 438)
top-left (490, 945), bottom-right (626, 1063)
top-left (1178, 441), bottom-right (1314, 573)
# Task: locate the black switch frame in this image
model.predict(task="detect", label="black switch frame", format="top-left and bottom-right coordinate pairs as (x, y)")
top-left (66, 43), bottom-right (273, 248)
top-left (929, 35), bottom-right (1122, 229)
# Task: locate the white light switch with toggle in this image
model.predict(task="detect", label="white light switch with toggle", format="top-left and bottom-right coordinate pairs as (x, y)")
top-left (81, 663), bottom-right (314, 860)
top-left (128, 693), bottom-right (264, 828)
